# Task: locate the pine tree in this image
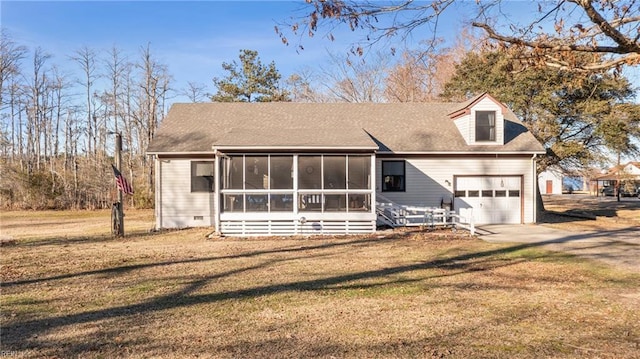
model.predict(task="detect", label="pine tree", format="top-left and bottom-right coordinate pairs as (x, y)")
top-left (212, 49), bottom-right (289, 102)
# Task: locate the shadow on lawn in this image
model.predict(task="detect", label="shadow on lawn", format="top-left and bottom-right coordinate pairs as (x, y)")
top-left (2, 227), bottom-right (637, 356)
top-left (6, 229), bottom-right (158, 248)
top-left (3, 235), bottom-right (399, 287)
top-left (542, 195), bottom-right (640, 222)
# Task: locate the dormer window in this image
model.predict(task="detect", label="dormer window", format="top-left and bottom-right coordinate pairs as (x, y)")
top-left (475, 111), bottom-right (496, 142)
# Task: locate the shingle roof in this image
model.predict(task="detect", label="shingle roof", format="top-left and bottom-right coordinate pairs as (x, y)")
top-left (447, 92), bottom-right (486, 116)
top-left (147, 102), bottom-right (545, 154)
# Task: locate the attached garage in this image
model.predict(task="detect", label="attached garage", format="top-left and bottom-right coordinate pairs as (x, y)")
top-left (454, 176), bottom-right (523, 224)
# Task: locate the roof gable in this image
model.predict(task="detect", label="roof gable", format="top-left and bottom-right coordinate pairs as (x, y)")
top-left (447, 92), bottom-right (508, 120)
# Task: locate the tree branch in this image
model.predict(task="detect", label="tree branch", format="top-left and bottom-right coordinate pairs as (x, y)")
top-left (472, 22), bottom-right (631, 54)
top-left (570, 0), bottom-right (640, 53)
top-left (543, 53), bottom-right (640, 71)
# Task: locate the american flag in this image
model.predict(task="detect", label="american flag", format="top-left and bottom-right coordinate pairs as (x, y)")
top-left (112, 164), bottom-right (134, 195)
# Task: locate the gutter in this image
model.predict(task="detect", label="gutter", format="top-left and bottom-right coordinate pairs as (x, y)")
top-left (211, 145), bottom-right (378, 151)
top-left (147, 151), bottom-right (216, 156)
top-left (376, 150), bottom-right (547, 155)
top-left (151, 149), bottom-right (546, 156)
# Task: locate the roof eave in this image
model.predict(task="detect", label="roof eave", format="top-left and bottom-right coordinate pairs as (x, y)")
top-left (147, 150), bottom-right (216, 156)
top-left (212, 145), bottom-right (378, 151)
top-left (376, 150), bottom-right (546, 155)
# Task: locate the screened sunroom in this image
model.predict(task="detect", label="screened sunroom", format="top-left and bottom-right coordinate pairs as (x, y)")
top-left (214, 152), bottom-right (377, 236)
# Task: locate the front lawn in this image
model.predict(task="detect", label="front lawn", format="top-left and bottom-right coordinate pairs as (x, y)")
top-left (1, 211), bottom-right (638, 358)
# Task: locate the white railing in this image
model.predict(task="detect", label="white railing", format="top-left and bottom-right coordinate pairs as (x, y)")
top-left (376, 196), bottom-right (475, 235)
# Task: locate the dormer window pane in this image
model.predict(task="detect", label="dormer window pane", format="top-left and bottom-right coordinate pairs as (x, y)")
top-left (476, 111), bottom-right (496, 141)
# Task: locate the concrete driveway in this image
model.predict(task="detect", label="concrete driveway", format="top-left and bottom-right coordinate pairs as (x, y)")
top-left (477, 224), bottom-right (640, 272)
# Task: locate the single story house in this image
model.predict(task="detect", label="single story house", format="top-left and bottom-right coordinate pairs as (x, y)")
top-left (147, 93), bottom-right (546, 236)
top-left (592, 162), bottom-right (640, 196)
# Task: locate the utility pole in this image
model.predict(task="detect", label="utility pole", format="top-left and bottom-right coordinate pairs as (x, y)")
top-left (616, 152), bottom-right (621, 203)
top-left (115, 132), bottom-right (124, 236)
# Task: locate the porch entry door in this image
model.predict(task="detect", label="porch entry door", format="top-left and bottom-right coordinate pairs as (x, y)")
top-left (454, 176), bottom-right (522, 224)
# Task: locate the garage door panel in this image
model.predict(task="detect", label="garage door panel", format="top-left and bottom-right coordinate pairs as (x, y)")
top-left (455, 176), bottom-right (521, 224)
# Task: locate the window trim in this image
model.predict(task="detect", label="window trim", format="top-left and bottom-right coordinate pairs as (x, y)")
top-left (191, 161), bottom-right (215, 193)
top-left (381, 160), bottom-right (406, 192)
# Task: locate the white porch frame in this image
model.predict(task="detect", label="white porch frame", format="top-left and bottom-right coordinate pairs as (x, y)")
top-left (213, 152), bottom-right (377, 236)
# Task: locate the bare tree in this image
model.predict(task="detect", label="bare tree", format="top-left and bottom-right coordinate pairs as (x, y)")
top-left (0, 29), bottom-right (27, 110)
top-left (49, 66), bottom-right (70, 159)
top-left (0, 30), bottom-right (27, 162)
top-left (70, 46), bottom-right (99, 155)
top-left (179, 81), bottom-right (209, 103)
top-left (385, 30), bottom-right (480, 102)
top-left (280, 0), bottom-right (639, 72)
top-left (24, 47), bottom-right (51, 172)
top-left (385, 49), bottom-right (437, 103)
top-left (7, 79), bottom-right (24, 164)
top-left (103, 46), bottom-right (128, 134)
top-left (322, 51), bottom-right (389, 102)
top-left (0, 38), bottom-right (177, 209)
top-left (287, 51), bottom-right (390, 103)
top-left (136, 44), bottom-right (171, 190)
top-left (285, 68), bottom-right (329, 103)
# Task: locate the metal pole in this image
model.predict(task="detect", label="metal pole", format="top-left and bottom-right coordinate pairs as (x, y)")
top-left (116, 133), bottom-right (124, 236)
top-left (616, 152), bottom-right (621, 202)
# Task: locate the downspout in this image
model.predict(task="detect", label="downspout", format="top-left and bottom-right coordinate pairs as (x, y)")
top-left (293, 154), bottom-right (300, 235)
top-left (370, 153), bottom-right (376, 232)
top-left (532, 153), bottom-right (538, 223)
top-left (155, 155), bottom-right (162, 229)
top-left (213, 148), bottom-right (221, 234)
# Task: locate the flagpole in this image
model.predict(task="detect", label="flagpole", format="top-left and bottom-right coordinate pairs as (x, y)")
top-left (115, 132), bottom-right (124, 236)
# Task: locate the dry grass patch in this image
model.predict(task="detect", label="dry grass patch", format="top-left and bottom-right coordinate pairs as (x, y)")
top-left (0, 209), bottom-right (154, 243)
top-left (1, 211), bottom-right (639, 358)
top-left (541, 194), bottom-right (640, 231)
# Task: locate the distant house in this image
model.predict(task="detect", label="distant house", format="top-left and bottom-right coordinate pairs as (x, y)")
top-left (147, 93), bottom-right (545, 236)
top-left (538, 167), bottom-right (564, 194)
top-left (592, 162), bottom-right (640, 196)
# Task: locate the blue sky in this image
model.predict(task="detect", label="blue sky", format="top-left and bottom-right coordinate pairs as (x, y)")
top-left (1, 1), bottom-right (638, 104)
top-left (2, 1), bottom-right (381, 102)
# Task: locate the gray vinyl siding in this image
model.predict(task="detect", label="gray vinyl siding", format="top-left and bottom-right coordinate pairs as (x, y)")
top-left (158, 159), bottom-right (215, 228)
top-left (376, 156), bottom-right (537, 223)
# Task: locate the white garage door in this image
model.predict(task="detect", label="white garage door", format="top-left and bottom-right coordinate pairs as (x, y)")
top-left (454, 176), bottom-right (521, 224)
